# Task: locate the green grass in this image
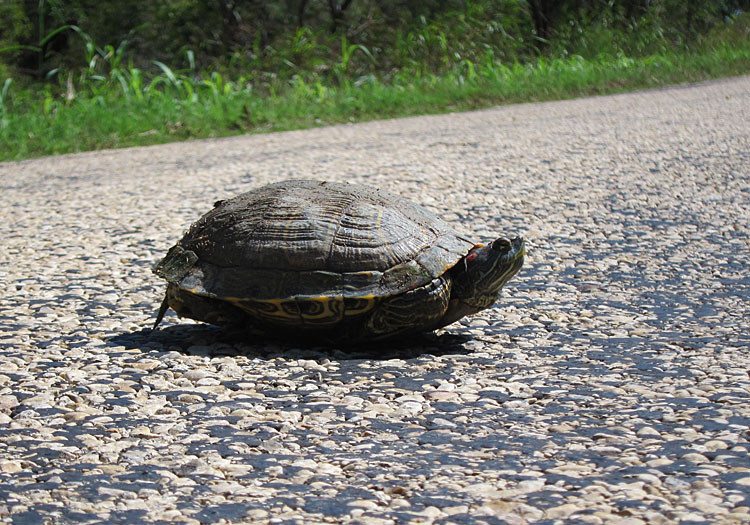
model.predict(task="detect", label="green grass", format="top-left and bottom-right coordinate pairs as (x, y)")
top-left (1, 40), bottom-right (749, 162)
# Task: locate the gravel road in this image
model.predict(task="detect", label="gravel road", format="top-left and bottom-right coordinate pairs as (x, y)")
top-left (1, 76), bottom-right (749, 524)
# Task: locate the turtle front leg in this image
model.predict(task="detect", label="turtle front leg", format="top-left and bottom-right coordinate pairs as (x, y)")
top-left (365, 276), bottom-right (451, 340)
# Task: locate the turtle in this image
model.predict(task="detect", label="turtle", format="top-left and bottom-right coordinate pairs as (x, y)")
top-left (152, 179), bottom-right (525, 344)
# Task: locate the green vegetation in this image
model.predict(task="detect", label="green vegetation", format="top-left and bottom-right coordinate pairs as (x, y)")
top-left (1, 1), bottom-right (749, 162)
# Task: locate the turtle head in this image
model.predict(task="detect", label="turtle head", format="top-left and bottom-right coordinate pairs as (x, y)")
top-left (451, 236), bottom-right (525, 310)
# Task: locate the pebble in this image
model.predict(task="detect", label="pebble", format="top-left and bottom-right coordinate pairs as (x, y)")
top-left (0, 461), bottom-right (23, 473)
top-left (1, 77), bottom-right (749, 524)
top-left (635, 426), bottom-right (661, 438)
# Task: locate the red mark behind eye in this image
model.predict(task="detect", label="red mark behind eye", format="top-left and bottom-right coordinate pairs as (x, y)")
top-left (465, 252), bottom-right (479, 264)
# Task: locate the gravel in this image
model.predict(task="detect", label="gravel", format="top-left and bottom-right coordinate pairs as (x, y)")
top-left (1, 76), bottom-right (749, 524)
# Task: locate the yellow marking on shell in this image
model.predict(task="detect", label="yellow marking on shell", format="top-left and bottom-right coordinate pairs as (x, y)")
top-left (225, 296), bottom-right (299, 322)
top-left (222, 296), bottom-right (247, 303)
top-left (300, 296), bottom-right (342, 321)
top-left (226, 293), bottom-right (378, 324)
top-left (343, 294), bottom-right (377, 316)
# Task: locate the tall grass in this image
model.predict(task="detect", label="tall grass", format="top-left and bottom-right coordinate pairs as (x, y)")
top-left (1, 15), bottom-right (749, 162)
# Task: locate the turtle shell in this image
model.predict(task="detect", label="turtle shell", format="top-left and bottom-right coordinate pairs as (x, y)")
top-left (156, 180), bottom-right (476, 327)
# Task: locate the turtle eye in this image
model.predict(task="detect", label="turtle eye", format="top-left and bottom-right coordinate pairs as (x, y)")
top-left (491, 237), bottom-right (512, 252)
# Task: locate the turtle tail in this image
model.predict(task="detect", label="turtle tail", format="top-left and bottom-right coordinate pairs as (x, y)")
top-left (153, 294), bottom-right (171, 329)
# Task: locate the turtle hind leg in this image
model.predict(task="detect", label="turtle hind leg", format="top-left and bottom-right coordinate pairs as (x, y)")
top-left (155, 284), bottom-right (249, 328)
top-left (365, 276), bottom-right (451, 341)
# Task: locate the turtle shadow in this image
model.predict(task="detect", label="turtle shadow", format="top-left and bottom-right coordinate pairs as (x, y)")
top-left (108, 322), bottom-right (474, 361)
